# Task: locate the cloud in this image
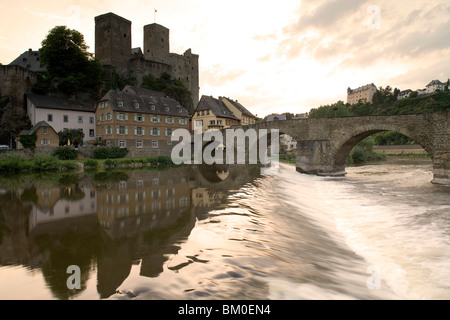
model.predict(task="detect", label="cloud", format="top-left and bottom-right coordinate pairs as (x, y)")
top-left (200, 65), bottom-right (246, 87)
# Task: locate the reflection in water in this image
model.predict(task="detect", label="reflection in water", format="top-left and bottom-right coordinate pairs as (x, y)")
top-left (0, 165), bottom-right (261, 299)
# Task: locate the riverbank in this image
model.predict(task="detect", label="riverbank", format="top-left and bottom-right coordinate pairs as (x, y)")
top-left (0, 152), bottom-right (175, 173)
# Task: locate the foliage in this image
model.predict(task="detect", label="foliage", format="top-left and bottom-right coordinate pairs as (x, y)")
top-left (84, 159), bottom-right (99, 169)
top-left (33, 154), bottom-right (62, 171)
top-left (53, 146), bottom-right (78, 160)
top-left (0, 153), bottom-right (30, 172)
top-left (19, 133), bottom-right (37, 151)
top-left (142, 72), bottom-right (192, 113)
top-left (373, 131), bottom-right (415, 145)
top-left (93, 147), bottom-right (129, 159)
top-left (37, 26), bottom-right (104, 96)
top-left (103, 70), bottom-right (137, 92)
top-left (0, 96), bottom-right (32, 147)
top-left (58, 129), bottom-right (84, 146)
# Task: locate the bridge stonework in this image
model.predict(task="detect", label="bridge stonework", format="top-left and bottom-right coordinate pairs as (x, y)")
top-left (238, 111), bottom-right (450, 185)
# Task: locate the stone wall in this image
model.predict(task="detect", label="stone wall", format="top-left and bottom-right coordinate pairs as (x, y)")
top-left (0, 65), bottom-right (37, 113)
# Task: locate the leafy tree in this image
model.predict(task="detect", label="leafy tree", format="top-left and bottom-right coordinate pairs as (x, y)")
top-left (0, 96), bottom-right (32, 147)
top-left (142, 72), bottom-right (193, 113)
top-left (58, 129), bottom-right (84, 147)
top-left (37, 26), bottom-right (104, 96)
top-left (103, 70), bottom-right (137, 92)
top-left (19, 133), bottom-right (37, 151)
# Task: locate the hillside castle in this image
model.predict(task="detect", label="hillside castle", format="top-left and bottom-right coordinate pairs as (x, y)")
top-left (95, 12), bottom-right (199, 109)
top-left (1, 12), bottom-right (199, 112)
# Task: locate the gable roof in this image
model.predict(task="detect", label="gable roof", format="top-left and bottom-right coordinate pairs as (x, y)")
top-left (267, 114), bottom-right (287, 122)
top-left (99, 88), bottom-right (190, 117)
top-left (19, 121), bottom-right (54, 135)
top-left (220, 97), bottom-right (255, 118)
top-left (426, 79), bottom-right (444, 87)
top-left (27, 94), bottom-right (95, 112)
top-left (195, 96), bottom-right (240, 121)
top-left (9, 49), bottom-right (47, 73)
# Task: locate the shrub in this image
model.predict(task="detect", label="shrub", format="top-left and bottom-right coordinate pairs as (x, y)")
top-left (0, 153), bottom-right (28, 172)
top-left (350, 146), bottom-right (368, 163)
top-left (33, 154), bottom-right (61, 171)
top-left (84, 159), bottom-right (99, 169)
top-left (53, 146), bottom-right (78, 160)
top-left (93, 147), bottom-right (128, 159)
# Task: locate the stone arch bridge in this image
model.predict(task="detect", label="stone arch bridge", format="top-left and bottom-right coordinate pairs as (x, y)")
top-left (231, 110), bottom-right (450, 185)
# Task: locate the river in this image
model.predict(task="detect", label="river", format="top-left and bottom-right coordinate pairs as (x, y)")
top-left (0, 157), bottom-right (449, 300)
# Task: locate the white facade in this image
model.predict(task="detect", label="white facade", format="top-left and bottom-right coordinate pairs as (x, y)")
top-left (426, 80), bottom-right (445, 94)
top-left (27, 95), bottom-right (96, 140)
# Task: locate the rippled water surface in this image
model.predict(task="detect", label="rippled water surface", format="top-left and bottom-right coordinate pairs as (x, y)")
top-left (0, 158), bottom-right (449, 300)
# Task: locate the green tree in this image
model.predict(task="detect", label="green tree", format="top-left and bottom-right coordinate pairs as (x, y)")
top-left (0, 96), bottom-right (32, 148)
top-left (38, 26), bottom-right (103, 96)
top-left (58, 129), bottom-right (84, 147)
top-left (19, 132), bottom-right (37, 151)
top-left (142, 72), bottom-right (192, 113)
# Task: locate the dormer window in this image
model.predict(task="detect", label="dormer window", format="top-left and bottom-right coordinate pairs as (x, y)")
top-left (150, 104), bottom-right (156, 111)
top-left (117, 100), bottom-right (124, 107)
top-left (133, 101), bottom-right (140, 109)
top-left (165, 106), bottom-right (170, 112)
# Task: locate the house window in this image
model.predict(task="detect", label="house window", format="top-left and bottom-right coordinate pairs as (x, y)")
top-left (106, 141), bottom-right (112, 147)
top-left (134, 127), bottom-right (145, 136)
top-left (117, 126), bottom-right (128, 135)
top-left (89, 129), bottom-right (95, 137)
top-left (41, 139), bottom-right (50, 145)
top-left (106, 113), bottom-right (112, 121)
top-left (150, 104), bottom-right (156, 111)
top-left (47, 114), bottom-right (53, 122)
top-left (117, 100), bottom-right (124, 107)
top-left (167, 140), bottom-right (172, 145)
top-left (150, 127), bottom-right (160, 136)
top-left (179, 118), bottom-right (188, 125)
top-left (135, 114), bottom-right (145, 122)
top-left (117, 113), bottom-right (128, 121)
top-left (195, 120), bottom-right (202, 127)
top-left (118, 140), bottom-right (126, 148)
top-left (210, 120), bottom-right (215, 125)
top-left (165, 106), bottom-right (170, 112)
top-left (165, 128), bottom-right (173, 136)
top-left (43, 127), bottom-right (48, 134)
top-left (106, 126), bottom-right (112, 135)
top-left (63, 115), bottom-right (68, 123)
top-left (136, 140), bottom-right (143, 148)
top-left (151, 115), bottom-right (160, 123)
top-left (133, 102), bottom-right (140, 109)
top-left (207, 110), bottom-right (210, 115)
top-left (78, 116), bottom-right (83, 124)
top-left (152, 140), bottom-right (159, 148)
top-left (100, 114), bottom-right (104, 121)
top-left (165, 117), bottom-right (174, 124)
top-left (217, 120), bottom-right (222, 125)
top-left (89, 117), bottom-right (94, 124)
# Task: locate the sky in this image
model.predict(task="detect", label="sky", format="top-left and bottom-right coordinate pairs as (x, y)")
top-left (1, 0), bottom-right (449, 117)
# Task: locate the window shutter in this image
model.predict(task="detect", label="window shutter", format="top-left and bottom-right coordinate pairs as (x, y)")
top-left (134, 127), bottom-right (137, 135)
top-left (116, 126), bottom-right (120, 135)
top-left (142, 127), bottom-right (145, 135)
top-left (125, 126), bottom-right (128, 135)
top-left (142, 115), bottom-right (145, 122)
top-left (125, 113), bottom-right (129, 121)
top-left (116, 113), bottom-right (120, 120)
top-left (157, 128), bottom-right (160, 136)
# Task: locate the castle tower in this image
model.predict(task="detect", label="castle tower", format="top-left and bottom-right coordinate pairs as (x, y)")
top-left (95, 13), bottom-right (132, 66)
top-left (143, 23), bottom-right (170, 64)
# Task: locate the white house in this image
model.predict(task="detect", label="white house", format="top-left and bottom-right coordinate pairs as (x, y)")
top-left (426, 80), bottom-right (445, 94)
top-left (26, 94), bottom-right (96, 140)
top-left (397, 89), bottom-right (412, 100)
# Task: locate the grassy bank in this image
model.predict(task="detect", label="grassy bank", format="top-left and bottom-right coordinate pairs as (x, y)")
top-left (0, 152), bottom-right (176, 173)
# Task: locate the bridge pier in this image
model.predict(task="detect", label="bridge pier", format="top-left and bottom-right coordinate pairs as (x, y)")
top-left (431, 154), bottom-right (450, 185)
top-left (295, 140), bottom-right (346, 177)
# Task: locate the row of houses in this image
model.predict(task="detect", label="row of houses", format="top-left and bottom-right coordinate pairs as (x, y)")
top-left (17, 86), bottom-right (257, 156)
top-left (346, 79), bottom-right (449, 104)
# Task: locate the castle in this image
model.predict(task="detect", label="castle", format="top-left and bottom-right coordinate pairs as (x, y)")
top-left (1, 12), bottom-right (199, 114)
top-left (95, 12), bottom-right (199, 110)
